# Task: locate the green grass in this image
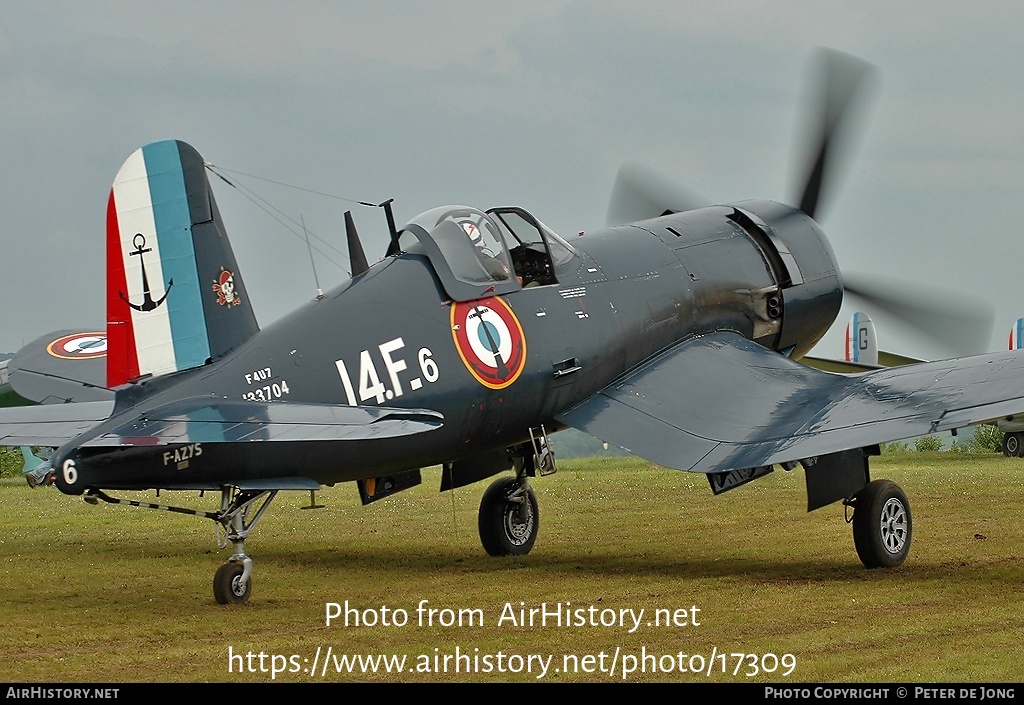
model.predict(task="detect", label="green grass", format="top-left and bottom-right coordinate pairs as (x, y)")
top-left (0, 453), bottom-right (1021, 683)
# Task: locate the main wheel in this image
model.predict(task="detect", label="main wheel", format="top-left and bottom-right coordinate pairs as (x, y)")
top-left (478, 477), bottom-right (539, 556)
top-left (852, 479), bottom-right (911, 568)
top-left (1002, 432), bottom-right (1022, 457)
top-left (214, 562), bottom-right (251, 604)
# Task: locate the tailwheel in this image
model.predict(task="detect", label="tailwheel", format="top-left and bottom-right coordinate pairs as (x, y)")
top-left (478, 476), bottom-right (539, 556)
top-left (78, 486), bottom-right (281, 603)
top-left (214, 561), bottom-right (251, 605)
top-left (851, 479), bottom-right (911, 568)
top-left (211, 488), bottom-right (278, 604)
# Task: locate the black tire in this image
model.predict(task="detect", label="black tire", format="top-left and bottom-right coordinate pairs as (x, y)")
top-left (852, 479), bottom-right (911, 569)
top-left (478, 477), bottom-right (539, 556)
top-left (1003, 432), bottom-right (1021, 458)
top-left (213, 562), bottom-right (251, 604)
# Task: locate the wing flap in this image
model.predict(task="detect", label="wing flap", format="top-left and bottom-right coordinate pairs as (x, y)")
top-left (557, 331), bottom-right (1024, 473)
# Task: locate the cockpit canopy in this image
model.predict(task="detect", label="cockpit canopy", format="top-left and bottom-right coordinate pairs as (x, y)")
top-left (398, 205), bottom-right (576, 302)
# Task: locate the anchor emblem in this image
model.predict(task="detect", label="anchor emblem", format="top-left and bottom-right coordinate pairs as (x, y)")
top-left (120, 233), bottom-right (173, 312)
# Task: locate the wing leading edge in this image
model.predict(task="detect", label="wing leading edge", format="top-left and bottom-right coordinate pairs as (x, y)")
top-left (557, 331), bottom-right (1024, 473)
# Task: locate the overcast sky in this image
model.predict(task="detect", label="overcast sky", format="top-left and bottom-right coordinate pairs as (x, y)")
top-left (2, 1), bottom-right (1023, 362)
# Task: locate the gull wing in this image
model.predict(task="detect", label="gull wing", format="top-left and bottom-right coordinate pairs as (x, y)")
top-left (557, 331), bottom-right (1024, 473)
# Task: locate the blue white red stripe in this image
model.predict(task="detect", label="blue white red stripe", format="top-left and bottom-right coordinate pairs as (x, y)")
top-left (844, 312), bottom-right (860, 362)
top-left (1010, 318), bottom-right (1024, 351)
top-left (107, 141), bottom-right (210, 386)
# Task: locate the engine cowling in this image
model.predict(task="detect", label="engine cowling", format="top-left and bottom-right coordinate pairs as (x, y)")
top-left (730, 200), bottom-right (843, 359)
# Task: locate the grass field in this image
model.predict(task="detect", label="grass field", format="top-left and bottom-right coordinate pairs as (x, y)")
top-left (0, 453), bottom-right (1021, 683)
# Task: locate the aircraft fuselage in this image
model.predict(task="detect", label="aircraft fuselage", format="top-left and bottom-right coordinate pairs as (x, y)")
top-left (53, 199), bottom-right (842, 494)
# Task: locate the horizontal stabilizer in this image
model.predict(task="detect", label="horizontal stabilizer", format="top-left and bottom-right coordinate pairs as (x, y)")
top-left (803, 349), bottom-right (925, 373)
top-left (81, 397), bottom-right (443, 447)
top-left (878, 350), bottom-right (926, 366)
top-left (558, 331), bottom-right (1024, 474)
top-left (0, 400), bottom-right (115, 447)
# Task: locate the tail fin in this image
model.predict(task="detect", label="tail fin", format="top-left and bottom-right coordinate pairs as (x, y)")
top-left (1010, 318), bottom-right (1024, 351)
top-left (106, 140), bottom-right (258, 387)
top-left (844, 311), bottom-right (878, 365)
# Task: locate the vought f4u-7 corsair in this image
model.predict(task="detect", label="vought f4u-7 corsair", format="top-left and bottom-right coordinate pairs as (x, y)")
top-left (4, 50), bottom-right (1024, 604)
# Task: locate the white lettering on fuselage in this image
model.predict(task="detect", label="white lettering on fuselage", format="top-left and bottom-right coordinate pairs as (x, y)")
top-left (244, 367), bottom-right (272, 385)
top-left (334, 337), bottom-right (439, 406)
top-left (163, 443), bottom-right (202, 469)
top-left (241, 366), bottom-right (292, 402)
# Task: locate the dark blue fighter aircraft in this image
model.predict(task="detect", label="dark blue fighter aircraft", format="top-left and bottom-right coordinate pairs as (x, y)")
top-left (3, 51), bottom-right (1023, 604)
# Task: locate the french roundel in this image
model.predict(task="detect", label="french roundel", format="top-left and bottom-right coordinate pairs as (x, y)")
top-left (451, 297), bottom-right (527, 389)
top-left (46, 332), bottom-right (108, 360)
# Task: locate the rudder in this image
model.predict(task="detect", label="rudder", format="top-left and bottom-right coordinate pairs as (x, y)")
top-left (106, 140), bottom-right (258, 387)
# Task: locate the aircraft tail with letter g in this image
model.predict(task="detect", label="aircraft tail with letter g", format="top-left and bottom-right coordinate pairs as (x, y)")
top-left (1009, 318), bottom-right (1024, 351)
top-left (844, 311), bottom-right (877, 366)
top-left (106, 140), bottom-right (259, 388)
top-left (803, 311), bottom-right (924, 373)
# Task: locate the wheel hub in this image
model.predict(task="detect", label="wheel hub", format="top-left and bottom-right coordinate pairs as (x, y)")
top-left (231, 574), bottom-right (248, 597)
top-left (504, 502), bottom-right (534, 546)
top-left (879, 497), bottom-right (908, 554)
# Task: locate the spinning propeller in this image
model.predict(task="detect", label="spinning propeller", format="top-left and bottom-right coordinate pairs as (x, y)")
top-left (605, 160), bottom-right (707, 228)
top-left (606, 48), bottom-right (994, 358)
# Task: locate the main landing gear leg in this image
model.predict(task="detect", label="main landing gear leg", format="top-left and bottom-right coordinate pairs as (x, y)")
top-left (213, 488), bottom-right (278, 604)
top-left (477, 427), bottom-right (555, 556)
top-left (804, 448), bottom-right (910, 569)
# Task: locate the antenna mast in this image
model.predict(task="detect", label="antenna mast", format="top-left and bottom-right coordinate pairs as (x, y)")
top-left (301, 215), bottom-right (325, 300)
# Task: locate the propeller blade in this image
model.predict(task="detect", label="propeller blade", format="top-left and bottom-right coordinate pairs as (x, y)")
top-left (795, 48), bottom-right (878, 221)
top-left (606, 160), bottom-right (707, 226)
top-left (842, 271), bottom-right (995, 358)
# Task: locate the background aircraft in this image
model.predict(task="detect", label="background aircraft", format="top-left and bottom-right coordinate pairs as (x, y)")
top-left (845, 311), bottom-right (878, 367)
top-left (996, 318), bottom-right (1024, 456)
top-left (3, 50), bottom-right (1024, 604)
top-left (0, 358), bottom-right (24, 408)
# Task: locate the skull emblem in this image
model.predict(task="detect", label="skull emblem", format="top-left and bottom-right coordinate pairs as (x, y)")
top-left (213, 268), bottom-right (241, 307)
